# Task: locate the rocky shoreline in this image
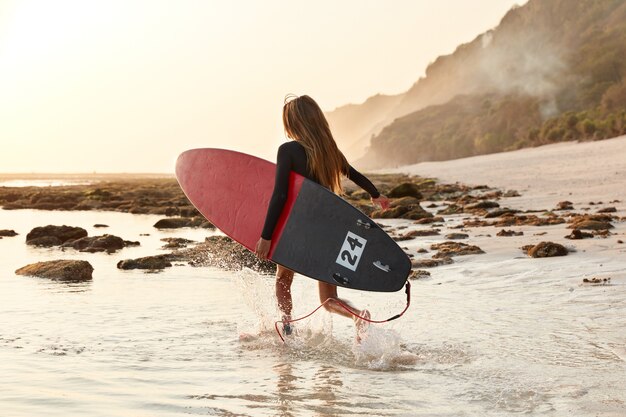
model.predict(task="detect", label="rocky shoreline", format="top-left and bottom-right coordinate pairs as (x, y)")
top-left (2, 174), bottom-right (624, 282)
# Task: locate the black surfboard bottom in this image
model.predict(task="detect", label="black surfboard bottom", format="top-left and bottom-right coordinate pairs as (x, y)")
top-left (272, 180), bottom-right (410, 292)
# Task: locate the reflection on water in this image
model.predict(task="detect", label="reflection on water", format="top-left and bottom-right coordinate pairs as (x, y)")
top-left (0, 208), bottom-right (625, 416)
top-left (0, 179), bottom-right (95, 187)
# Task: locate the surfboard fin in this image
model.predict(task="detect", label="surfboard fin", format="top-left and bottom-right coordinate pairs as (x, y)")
top-left (332, 272), bottom-right (350, 286)
top-left (356, 219), bottom-right (372, 229)
top-left (373, 261), bottom-right (391, 272)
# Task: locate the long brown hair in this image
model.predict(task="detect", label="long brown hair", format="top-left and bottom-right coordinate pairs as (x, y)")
top-left (282, 95), bottom-right (348, 194)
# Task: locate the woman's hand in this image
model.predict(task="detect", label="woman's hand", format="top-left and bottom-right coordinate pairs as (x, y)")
top-left (371, 194), bottom-right (390, 210)
top-left (255, 238), bottom-right (271, 260)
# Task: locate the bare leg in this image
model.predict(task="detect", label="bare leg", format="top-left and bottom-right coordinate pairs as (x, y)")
top-left (318, 282), bottom-right (370, 340)
top-left (275, 265), bottom-right (294, 318)
top-left (318, 282), bottom-right (356, 318)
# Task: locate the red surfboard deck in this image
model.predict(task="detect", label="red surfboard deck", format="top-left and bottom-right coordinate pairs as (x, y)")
top-left (175, 148), bottom-right (410, 292)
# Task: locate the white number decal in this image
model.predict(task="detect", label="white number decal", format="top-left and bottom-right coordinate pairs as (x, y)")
top-left (335, 231), bottom-right (367, 271)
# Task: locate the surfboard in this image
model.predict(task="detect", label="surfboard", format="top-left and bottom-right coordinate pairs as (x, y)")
top-left (175, 148), bottom-right (410, 292)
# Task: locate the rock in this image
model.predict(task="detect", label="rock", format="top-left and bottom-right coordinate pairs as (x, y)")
top-left (444, 233), bottom-right (469, 240)
top-left (437, 204), bottom-right (463, 215)
top-left (147, 206), bottom-right (181, 216)
top-left (129, 206), bottom-right (149, 214)
top-left (389, 197), bottom-right (420, 207)
top-left (524, 241), bottom-right (568, 258)
top-left (350, 203), bottom-right (375, 216)
top-left (117, 255), bottom-right (172, 270)
top-left (0, 229), bottom-right (18, 237)
top-left (24, 191), bottom-right (83, 210)
top-left (582, 277), bottom-right (610, 285)
top-left (417, 248), bottom-right (428, 253)
top-left (63, 234), bottom-right (140, 253)
top-left (430, 241), bottom-right (484, 258)
top-left (29, 236), bottom-right (64, 246)
top-left (160, 237), bottom-right (196, 249)
top-left (15, 260), bottom-right (93, 281)
top-left (568, 219), bottom-right (613, 230)
top-left (496, 229), bottom-right (523, 237)
top-left (503, 190), bottom-right (521, 197)
top-left (618, 240), bottom-right (624, 244)
top-left (465, 214), bottom-right (566, 228)
top-left (592, 229), bottom-right (612, 238)
top-left (348, 190), bottom-right (370, 200)
top-left (556, 201), bottom-right (574, 210)
top-left (409, 269), bottom-right (431, 280)
top-left (85, 188), bottom-right (113, 200)
top-left (387, 183), bottom-right (423, 199)
top-left (371, 197), bottom-right (432, 220)
top-left (372, 205), bottom-right (407, 218)
top-left (597, 207), bottom-right (616, 213)
top-left (402, 208), bottom-right (434, 221)
top-left (565, 229), bottom-right (594, 239)
top-left (26, 225), bottom-right (87, 246)
top-left (414, 216), bottom-right (444, 224)
top-left (472, 185), bottom-right (490, 190)
top-left (396, 229), bottom-right (440, 241)
top-left (411, 257), bottom-right (453, 268)
top-left (465, 201), bottom-right (500, 210)
top-left (0, 178), bottom-right (199, 216)
top-left (485, 208), bottom-right (519, 218)
top-left (93, 224), bottom-right (109, 228)
top-left (153, 217), bottom-right (214, 229)
top-left (26, 225), bottom-right (88, 247)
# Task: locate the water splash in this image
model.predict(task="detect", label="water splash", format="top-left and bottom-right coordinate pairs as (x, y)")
top-left (233, 268), bottom-right (278, 335)
top-left (234, 270), bottom-right (419, 370)
top-left (353, 326), bottom-right (419, 370)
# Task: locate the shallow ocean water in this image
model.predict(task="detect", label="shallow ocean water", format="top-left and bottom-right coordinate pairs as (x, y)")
top-left (1, 208), bottom-right (625, 416)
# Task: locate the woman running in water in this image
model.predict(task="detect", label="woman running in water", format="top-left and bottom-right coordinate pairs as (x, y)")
top-left (255, 95), bottom-right (389, 339)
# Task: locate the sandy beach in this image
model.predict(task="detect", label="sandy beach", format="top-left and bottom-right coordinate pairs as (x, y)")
top-left (383, 136), bottom-right (626, 415)
top-left (390, 135), bottom-right (626, 211)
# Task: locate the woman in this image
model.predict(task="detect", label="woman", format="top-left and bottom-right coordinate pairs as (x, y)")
top-left (255, 95), bottom-right (389, 338)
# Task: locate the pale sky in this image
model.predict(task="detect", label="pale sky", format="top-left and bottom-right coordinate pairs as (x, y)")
top-left (0, 0), bottom-right (524, 173)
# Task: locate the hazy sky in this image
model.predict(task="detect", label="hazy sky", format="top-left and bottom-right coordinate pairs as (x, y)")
top-left (0, 0), bottom-right (524, 173)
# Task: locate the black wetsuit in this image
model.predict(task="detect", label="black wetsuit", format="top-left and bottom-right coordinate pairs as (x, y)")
top-left (261, 141), bottom-right (381, 240)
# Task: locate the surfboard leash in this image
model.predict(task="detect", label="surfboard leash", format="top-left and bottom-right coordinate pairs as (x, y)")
top-left (274, 281), bottom-right (411, 342)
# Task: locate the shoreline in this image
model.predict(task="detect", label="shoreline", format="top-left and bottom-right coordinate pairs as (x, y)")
top-left (1, 138), bottom-right (624, 281)
top-left (386, 135), bottom-right (626, 211)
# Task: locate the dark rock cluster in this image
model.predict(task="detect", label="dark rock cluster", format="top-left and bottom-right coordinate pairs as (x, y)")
top-left (0, 179), bottom-right (200, 217)
top-left (25, 225), bottom-right (138, 253)
top-left (6, 174), bottom-right (624, 282)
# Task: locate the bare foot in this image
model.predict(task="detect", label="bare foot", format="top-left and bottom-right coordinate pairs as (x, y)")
top-left (281, 315), bottom-right (294, 337)
top-left (355, 309), bottom-right (371, 343)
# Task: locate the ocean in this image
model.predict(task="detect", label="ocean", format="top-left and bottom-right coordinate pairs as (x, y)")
top-left (1, 173), bottom-right (625, 416)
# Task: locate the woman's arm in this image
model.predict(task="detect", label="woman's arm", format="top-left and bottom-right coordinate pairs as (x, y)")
top-left (346, 165), bottom-right (390, 209)
top-left (347, 165), bottom-right (379, 198)
top-left (256, 144), bottom-right (292, 258)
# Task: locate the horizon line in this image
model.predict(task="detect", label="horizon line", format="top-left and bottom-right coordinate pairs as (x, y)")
top-left (0, 172), bottom-right (175, 176)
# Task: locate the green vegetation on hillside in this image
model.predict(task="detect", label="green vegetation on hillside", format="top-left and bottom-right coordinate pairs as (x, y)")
top-left (358, 0), bottom-right (626, 168)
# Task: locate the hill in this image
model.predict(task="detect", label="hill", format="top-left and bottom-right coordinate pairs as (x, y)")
top-left (326, 0), bottom-right (626, 168)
